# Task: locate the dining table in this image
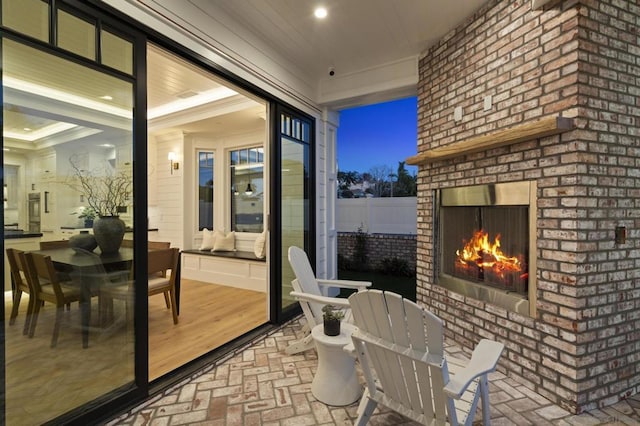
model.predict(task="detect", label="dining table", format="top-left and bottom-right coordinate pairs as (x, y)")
top-left (30, 246), bottom-right (181, 348)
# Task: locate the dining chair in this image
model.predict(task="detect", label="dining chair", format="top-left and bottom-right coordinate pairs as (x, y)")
top-left (38, 240), bottom-right (76, 286)
top-left (101, 247), bottom-right (180, 325)
top-left (39, 240), bottom-right (70, 250)
top-left (147, 248), bottom-right (180, 324)
top-left (121, 240), bottom-right (170, 249)
top-left (66, 248), bottom-right (133, 330)
top-left (6, 248), bottom-right (37, 334)
top-left (22, 252), bottom-right (82, 348)
top-left (148, 241), bottom-right (172, 306)
top-left (148, 241), bottom-right (171, 249)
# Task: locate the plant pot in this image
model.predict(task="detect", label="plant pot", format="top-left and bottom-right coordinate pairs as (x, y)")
top-left (323, 318), bottom-right (341, 336)
top-left (83, 219), bottom-right (94, 228)
top-left (93, 216), bottom-right (126, 254)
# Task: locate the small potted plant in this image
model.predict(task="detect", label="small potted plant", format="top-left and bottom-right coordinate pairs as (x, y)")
top-left (77, 207), bottom-right (97, 228)
top-left (322, 304), bottom-right (345, 336)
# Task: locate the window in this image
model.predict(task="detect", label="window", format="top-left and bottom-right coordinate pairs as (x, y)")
top-left (198, 151), bottom-right (214, 230)
top-left (230, 147), bottom-right (263, 233)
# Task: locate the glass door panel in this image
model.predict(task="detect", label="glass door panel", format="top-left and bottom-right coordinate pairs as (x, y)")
top-left (277, 109), bottom-right (312, 316)
top-left (2, 38), bottom-right (134, 424)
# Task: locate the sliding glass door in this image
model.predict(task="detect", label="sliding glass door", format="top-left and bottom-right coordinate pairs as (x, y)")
top-left (272, 105), bottom-right (314, 321)
top-left (1, 1), bottom-right (146, 423)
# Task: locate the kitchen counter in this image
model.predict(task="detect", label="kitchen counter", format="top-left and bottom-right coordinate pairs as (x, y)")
top-left (59, 227), bottom-right (159, 232)
top-left (4, 231), bottom-right (43, 239)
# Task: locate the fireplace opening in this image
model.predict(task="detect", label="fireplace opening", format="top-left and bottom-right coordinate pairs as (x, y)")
top-left (436, 182), bottom-right (536, 316)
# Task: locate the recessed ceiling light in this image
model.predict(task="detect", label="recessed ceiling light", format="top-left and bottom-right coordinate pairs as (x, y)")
top-left (314, 7), bottom-right (327, 19)
top-left (23, 127), bottom-right (31, 131)
top-left (100, 95), bottom-right (113, 100)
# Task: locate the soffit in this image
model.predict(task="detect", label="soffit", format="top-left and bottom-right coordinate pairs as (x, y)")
top-left (190, 0), bottom-right (490, 83)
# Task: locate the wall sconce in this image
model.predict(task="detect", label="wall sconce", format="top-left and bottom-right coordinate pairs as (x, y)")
top-left (168, 152), bottom-right (179, 174)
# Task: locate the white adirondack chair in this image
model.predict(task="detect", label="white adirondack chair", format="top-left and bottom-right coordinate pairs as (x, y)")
top-left (349, 290), bottom-right (504, 426)
top-left (286, 246), bottom-right (371, 354)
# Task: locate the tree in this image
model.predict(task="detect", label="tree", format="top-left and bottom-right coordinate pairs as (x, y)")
top-left (368, 164), bottom-right (392, 197)
top-left (337, 170), bottom-right (360, 189)
top-left (337, 170), bottom-right (360, 198)
top-left (393, 161), bottom-right (417, 197)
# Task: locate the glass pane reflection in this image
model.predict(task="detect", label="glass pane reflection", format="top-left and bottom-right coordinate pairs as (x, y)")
top-left (3, 38), bottom-right (134, 425)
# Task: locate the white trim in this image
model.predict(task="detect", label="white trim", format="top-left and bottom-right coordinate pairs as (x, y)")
top-left (181, 252), bottom-right (267, 292)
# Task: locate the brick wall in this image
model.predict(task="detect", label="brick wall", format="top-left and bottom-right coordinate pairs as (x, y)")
top-left (415, 0), bottom-right (639, 414)
top-left (337, 232), bottom-right (416, 273)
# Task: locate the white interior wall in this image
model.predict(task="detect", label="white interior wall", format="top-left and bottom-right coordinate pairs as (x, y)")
top-left (103, 0), bottom-right (335, 279)
top-left (182, 129), bottom-right (265, 252)
top-left (149, 130), bottom-right (184, 249)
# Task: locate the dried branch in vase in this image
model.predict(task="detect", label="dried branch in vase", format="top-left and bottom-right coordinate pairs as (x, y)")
top-left (64, 154), bottom-right (132, 217)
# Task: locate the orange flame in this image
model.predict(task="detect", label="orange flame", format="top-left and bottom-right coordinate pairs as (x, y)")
top-left (456, 230), bottom-right (522, 277)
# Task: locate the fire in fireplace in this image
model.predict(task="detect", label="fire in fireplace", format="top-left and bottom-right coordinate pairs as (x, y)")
top-left (436, 182), bottom-right (536, 316)
top-left (454, 229), bottom-right (528, 293)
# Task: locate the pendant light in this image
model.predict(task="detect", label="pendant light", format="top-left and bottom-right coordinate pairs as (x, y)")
top-left (244, 182), bottom-right (253, 196)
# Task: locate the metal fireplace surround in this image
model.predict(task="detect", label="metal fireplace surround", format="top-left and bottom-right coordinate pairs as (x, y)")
top-left (435, 181), bottom-right (537, 316)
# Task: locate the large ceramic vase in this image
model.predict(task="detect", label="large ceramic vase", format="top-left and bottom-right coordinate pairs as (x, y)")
top-left (93, 216), bottom-right (126, 254)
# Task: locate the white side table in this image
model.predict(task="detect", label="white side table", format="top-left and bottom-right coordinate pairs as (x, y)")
top-left (311, 322), bottom-right (362, 406)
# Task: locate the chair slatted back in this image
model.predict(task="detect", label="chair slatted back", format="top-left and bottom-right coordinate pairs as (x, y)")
top-left (148, 241), bottom-right (171, 249)
top-left (288, 246), bottom-right (324, 320)
top-left (6, 248), bottom-right (29, 293)
top-left (349, 290), bottom-right (449, 424)
top-left (24, 253), bottom-right (65, 300)
top-left (148, 248), bottom-right (178, 279)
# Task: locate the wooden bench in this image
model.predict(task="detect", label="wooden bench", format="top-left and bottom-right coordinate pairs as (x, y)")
top-left (180, 249), bottom-right (267, 292)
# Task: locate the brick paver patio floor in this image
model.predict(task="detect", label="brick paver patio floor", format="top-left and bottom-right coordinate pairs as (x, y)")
top-left (108, 318), bottom-right (640, 425)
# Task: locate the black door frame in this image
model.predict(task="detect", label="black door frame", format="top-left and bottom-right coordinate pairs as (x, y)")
top-left (1, 0), bottom-right (319, 422)
top-left (269, 104), bottom-right (316, 324)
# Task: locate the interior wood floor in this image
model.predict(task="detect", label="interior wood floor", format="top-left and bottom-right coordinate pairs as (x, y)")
top-left (4, 279), bottom-right (267, 426)
top-left (149, 279), bottom-right (267, 379)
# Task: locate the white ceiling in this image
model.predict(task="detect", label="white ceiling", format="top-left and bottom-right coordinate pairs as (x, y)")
top-left (3, 41), bottom-right (266, 153)
top-left (4, 0), bottom-right (490, 152)
top-left (189, 0), bottom-right (489, 84)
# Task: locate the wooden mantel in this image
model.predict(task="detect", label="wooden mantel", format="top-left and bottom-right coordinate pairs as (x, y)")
top-left (406, 116), bottom-right (575, 165)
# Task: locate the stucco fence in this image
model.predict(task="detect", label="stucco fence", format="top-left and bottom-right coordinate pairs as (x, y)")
top-left (336, 197), bottom-right (417, 273)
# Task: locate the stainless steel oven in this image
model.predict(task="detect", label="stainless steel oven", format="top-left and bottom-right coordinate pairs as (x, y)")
top-left (28, 193), bottom-right (41, 232)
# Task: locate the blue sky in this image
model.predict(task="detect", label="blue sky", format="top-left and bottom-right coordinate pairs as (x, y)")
top-left (337, 96), bottom-right (418, 175)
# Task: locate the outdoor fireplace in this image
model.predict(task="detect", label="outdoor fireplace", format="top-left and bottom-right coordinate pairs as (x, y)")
top-left (436, 181), bottom-right (536, 316)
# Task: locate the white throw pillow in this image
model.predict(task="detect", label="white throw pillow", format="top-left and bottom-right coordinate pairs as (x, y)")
top-left (254, 231), bottom-right (267, 259)
top-left (199, 228), bottom-right (216, 250)
top-left (212, 231), bottom-right (235, 252)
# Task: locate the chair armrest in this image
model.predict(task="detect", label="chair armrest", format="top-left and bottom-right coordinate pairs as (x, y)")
top-left (443, 339), bottom-right (504, 399)
top-left (289, 291), bottom-right (351, 309)
top-left (316, 278), bottom-right (372, 291)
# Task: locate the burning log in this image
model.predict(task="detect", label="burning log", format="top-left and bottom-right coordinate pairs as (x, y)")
top-left (453, 230), bottom-right (527, 292)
